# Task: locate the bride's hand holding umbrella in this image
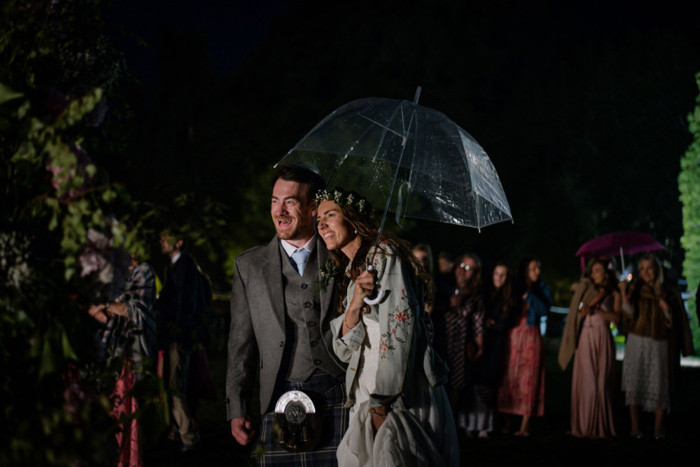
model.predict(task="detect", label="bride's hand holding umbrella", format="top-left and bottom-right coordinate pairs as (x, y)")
top-left (344, 270), bottom-right (375, 333)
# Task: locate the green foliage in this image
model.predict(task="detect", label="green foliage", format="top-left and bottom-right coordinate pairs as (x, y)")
top-left (0, 1), bottom-right (164, 464)
top-left (679, 72), bottom-right (700, 353)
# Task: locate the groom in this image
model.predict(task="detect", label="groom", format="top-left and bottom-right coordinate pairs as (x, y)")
top-left (226, 165), bottom-right (348, 464)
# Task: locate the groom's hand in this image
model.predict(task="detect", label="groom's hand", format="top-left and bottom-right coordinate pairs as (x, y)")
top-left (231, 416), bottom-right (256, 445)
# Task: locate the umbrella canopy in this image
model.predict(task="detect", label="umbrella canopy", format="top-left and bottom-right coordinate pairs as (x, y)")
top-left (277, 93), bottom-right (512, 231)
top-left (575, 231), bottom-right (665, 271)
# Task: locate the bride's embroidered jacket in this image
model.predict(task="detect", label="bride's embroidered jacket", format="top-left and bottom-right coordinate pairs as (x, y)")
top-left (331, 245), bottom-right (449, 409)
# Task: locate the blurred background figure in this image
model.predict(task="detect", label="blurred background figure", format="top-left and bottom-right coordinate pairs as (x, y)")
top-left (444, 253), bottom-right (485, 436)
top-left (620, 253), bottom-right (692, 439)
top-left (483, 261), bottom-right (515, 437)
top-left (566, 258), bottom-right (620, 439)
top-left (432, 251), bottom-right (456, 362)
top-left (412, 243), bottom-right (434, 275)
top-left (438, 251), bottom-right (455, 276)
top-left (413, 243), bottom-right (435, 314)
top-left (158, 229), bottom-right (212, 452)
top-left (498, 257), bottom-right (551, 436)
top-left (88, 250), bottom-right (157, 466)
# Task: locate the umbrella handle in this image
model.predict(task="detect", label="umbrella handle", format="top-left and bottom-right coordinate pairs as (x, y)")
top-left (364, 290), bottom-right (386, 306)
top-left (363, 264), bottom-right (386, 305)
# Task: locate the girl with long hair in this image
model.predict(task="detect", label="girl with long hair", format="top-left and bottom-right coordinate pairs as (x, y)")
top-left (497, 256), bottom-right (551, 436)
top-left (620, 254), bottom-right (676, 438)
top-left (444, 253), bottom-right (486, 435)
top-left (483, 261), bottom-right (515, 435)
top-left (568, 258), bottom-right (620, 438)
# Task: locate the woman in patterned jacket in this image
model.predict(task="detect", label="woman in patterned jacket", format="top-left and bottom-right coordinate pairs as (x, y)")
top-left (316, 189), bottom-right (458, 467)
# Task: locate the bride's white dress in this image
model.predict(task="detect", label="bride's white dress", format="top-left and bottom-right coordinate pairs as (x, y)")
top-left (332, 245), bottom-right (458, 467)
top-left (337, 319), bottom-right (458, 467)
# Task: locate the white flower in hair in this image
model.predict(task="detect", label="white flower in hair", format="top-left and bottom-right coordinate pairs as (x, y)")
top-left (314, 188), bottom-right (371, 216)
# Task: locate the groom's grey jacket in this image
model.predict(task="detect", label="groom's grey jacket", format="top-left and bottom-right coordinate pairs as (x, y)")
top-left (225, 235), bottom-right (345, 420)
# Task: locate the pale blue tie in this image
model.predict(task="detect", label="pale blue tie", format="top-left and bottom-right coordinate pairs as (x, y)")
top-left (291, 249), bottom-right (311, 276)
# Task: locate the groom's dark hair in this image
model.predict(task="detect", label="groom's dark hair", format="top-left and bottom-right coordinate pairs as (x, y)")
top-left (272, 165), bottom-right (326, 202)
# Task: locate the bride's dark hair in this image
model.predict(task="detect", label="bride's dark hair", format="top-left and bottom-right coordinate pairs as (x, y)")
top-left (322, 191), bottom-right (431, 312)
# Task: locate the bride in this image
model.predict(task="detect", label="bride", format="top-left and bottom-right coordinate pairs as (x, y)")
top-left (315, 189), bottom-right (458, 467)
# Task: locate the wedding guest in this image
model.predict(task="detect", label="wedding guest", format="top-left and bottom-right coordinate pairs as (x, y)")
top-left (412, 243), bottom-right (435, 314)
top-left (482, 261), bottom-right (515, 436)
top-left (620, 254), bottom-right (688, 438)
top-left (88, 253), bottom-right (156, 466)
top-left (159, 230), bottom-right (210, 451)
top-left (497, 257), bottom-right (551, 436)
top-left (444, 254), bottom-right (486, 435)
top-left (564, 259), bottom-right (620, 438)
top-left (432, 251), bottom-right (456, 362)
top-left (412, 243), bottom-right (434, 276)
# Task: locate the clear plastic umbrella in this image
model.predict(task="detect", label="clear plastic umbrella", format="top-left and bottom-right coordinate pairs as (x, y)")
top-left (277, 88), bottom-right (513, 236)
top-left (277, 88), bottom-right (513, 304)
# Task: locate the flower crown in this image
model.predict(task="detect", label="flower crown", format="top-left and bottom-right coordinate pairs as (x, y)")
top-left (314, 188), bottom-right (370, 214)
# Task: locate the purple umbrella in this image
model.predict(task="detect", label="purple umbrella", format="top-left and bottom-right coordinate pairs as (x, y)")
top-left (575, 231), bottom-right (665, 271)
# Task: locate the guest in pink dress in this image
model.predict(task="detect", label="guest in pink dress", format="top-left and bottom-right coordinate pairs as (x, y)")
top-left (497, 257), bottom-right (551, 436)
top-left (570, 259), bottom-right (621, 438)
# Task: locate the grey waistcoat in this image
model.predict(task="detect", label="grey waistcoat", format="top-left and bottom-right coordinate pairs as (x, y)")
top-left (281, 244), bottom-right (340, 381)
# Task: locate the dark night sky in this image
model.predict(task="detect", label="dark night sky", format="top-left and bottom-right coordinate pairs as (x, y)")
top-left (100, 0), bottom-right (700, 288)
top-left (105, 0), bottom-right (700, 80)
top-left (104, 0), bottom-right (292, 80)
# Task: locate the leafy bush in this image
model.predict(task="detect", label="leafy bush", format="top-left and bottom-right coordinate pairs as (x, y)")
top-left (0, 1), bottom-right (165, 464)
top-left (679, 72), bottom-right (700, 354)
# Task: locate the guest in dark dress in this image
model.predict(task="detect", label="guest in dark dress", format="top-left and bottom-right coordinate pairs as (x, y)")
top-left (444, 253), bottom-right (485, 434)
top-left (480, 261), bottom-right (515, 436)
top-left (432, 251), bottom-right (455, 362)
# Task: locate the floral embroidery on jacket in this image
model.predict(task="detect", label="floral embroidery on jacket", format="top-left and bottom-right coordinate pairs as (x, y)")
top-left (379, 289), bottom-right (415, 360)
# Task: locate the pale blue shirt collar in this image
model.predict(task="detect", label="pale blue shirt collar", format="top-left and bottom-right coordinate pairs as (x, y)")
top-left (280, 236), bottom-right (316, 259)
top-left (171, 251), bottom-right (182, 264)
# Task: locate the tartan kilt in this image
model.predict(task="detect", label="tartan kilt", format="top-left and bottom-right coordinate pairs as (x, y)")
top-left (253, 371), bottom-right (348, 466)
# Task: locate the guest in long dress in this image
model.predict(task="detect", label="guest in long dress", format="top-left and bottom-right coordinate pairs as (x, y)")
top-left (316, 189), bottom-right (459, 466)
top-left (497, 256), bottom-right (551, 436)
top-left (620, 254), bottom-right (677, 438)
top-left (444, 254), bottom-right (486, 436)
top-left (483, 261), bottom-right (515, 435)
top-left (566, 259), bottom-right (621, 438)
top-left (88, 255), bottom-right (157, 466)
